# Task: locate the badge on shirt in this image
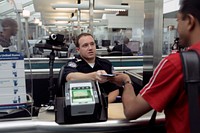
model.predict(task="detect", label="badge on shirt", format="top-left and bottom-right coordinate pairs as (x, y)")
top-left (76, 58), bottom-right (82, 62)
top-left (67, 61), bottom-right (77, 68)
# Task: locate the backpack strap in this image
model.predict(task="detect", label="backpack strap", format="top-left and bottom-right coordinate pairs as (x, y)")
top-left (180, 50), bottom-right (200, 133)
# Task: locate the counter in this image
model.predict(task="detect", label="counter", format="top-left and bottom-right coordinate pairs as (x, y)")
top-left (0, 103), bottom-right (165, 133)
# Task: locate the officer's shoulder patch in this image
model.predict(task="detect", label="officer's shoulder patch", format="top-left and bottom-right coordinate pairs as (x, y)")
top-left (76, 58), bottom-right (82, 62)
top-left (67, 61), bottom-right (77, 68)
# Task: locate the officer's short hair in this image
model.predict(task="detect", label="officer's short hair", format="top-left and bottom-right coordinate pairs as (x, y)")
top-left (75, 33), bottom-right (94, 47)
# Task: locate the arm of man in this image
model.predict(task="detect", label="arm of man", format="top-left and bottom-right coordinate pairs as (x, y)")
top-left (66, 72), bottom-right (96, 81)
top-left (66, 70), bottom-right (108, 83)
top-left (122, 83), bottom-right (151, 120)
top-left (108, 73), bottom-right (152, 120)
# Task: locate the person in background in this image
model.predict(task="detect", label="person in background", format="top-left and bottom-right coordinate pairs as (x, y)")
top-left (0, 18), bottom-right (18, 50)
top-left (63, 33), bottom-right (119, 103)
top-left (107, 0), bottom-right (200, 132)
top-left (111, 37), bottom-right (132, 56)
top-left (67, 36), bottom-right (77, 57)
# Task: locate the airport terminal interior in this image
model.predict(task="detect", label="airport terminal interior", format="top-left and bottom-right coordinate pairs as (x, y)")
top-left (0, 0), bottom-right (180, 132)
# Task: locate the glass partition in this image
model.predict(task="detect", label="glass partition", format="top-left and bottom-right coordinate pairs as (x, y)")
top-left (0, 0), bottom-right (179, 120)
top-left (0, 0), bottom-right (33, 120)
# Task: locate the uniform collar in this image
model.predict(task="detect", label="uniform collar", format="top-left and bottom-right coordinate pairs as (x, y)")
top-left (76, 55), bottom-right (98, 65)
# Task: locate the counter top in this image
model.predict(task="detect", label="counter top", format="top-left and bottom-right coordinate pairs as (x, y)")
top-left (0, 103), bottom-right (165, 133)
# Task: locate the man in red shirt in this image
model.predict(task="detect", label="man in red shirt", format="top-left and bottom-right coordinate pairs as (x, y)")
top-left (108, 0), bottom-right (200, 132)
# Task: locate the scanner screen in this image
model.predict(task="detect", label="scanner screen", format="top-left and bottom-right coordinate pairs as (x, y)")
top-left (70, 82), bottom-right (94, 104)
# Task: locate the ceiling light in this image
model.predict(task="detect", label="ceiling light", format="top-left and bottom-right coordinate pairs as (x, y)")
top-left (54, 8), bottom-right (78, 11)
top-left (104, 9), bottom-right (126, 12)
top-left (34, 18), bottom-right (40, 24)
top-left (95, 4), bottom-right (130, 11)
top-left (22, 10), bottom-right (30, 18)
top-left (51, 3), bottom-right (129, 11)
top-left (51, 3), bottom-right (89, 10)
top-left (55, 21), bottom-right (69, 24)
top-left (38, 21), bottom-right (42, 26)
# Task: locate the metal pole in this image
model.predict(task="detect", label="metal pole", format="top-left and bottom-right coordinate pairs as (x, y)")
top-left (89, 0), bottom-right (94, 35)
top-left (143, 0), bottom-right (163, 85)
top-left (35, 25), bottom-right (39, 39)
top-left (25, 18), bottom-right (29, 40)
top-left (16, 12), bottom-right (22, 52)
top-left (77, 9), bottom-right (81, 34)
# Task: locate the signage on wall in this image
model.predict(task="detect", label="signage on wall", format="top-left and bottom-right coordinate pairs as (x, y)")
top-left (0, 52), bottom-right (27, 109)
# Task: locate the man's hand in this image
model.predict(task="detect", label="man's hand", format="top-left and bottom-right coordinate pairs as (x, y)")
top-left (107, 72), bottom-right (131, 87)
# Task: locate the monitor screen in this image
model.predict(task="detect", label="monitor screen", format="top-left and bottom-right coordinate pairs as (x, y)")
top-left (102, 40), bottom-right (111, 47)
top-left (70, 82), bottom-right (94, 105)
top-left (127, 41), bottom-right (140, 52)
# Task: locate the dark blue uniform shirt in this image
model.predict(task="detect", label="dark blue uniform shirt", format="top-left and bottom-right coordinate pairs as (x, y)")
top-left (63, 55), bottom-right (118, 95)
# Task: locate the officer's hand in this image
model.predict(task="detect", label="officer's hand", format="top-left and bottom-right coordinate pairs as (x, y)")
top-left (95, 70), bottom-right (108, 83)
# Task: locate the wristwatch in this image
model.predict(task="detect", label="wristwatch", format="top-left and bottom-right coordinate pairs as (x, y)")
top-left (122, 80), bottom-right (132, 87)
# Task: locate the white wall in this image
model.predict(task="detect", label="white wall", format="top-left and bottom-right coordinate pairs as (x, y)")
top-left (93, 1), bottom-right (144, 45)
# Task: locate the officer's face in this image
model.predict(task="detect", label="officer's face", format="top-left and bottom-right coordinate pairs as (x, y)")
top-left (77, 35), bottom-right (96, 61)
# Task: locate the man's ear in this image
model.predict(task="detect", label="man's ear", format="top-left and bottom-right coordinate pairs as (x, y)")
top-left (187, 14), bottom-right (196, 31)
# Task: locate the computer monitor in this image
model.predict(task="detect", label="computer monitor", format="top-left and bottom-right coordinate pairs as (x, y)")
top-left (102, 40), bottom-right (111, 47)
top-left (127, 41), bottom-right (140, 52)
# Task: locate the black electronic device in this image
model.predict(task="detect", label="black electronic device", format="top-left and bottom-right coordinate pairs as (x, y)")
top-left (46, 33), bottom-right (65, 46)
top-left (102, 40), bottom-right (111, 47)
top-left (101, 74), bottom-right (116, 77)
top-left (34, 41), bottom-right (68, 107)
top-left (55, 80), bottom-right (108, 124)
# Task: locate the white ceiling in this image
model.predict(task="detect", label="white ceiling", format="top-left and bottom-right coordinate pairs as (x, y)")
top-left (32, 0), bottom-right (126, 26)
top-left (0, 0), bottom-right (129, 32)
top-left (0, 0), bottom-right (178, 33)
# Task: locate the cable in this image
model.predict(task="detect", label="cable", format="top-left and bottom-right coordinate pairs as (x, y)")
top-left (18, 106), bottom-right (32, 117)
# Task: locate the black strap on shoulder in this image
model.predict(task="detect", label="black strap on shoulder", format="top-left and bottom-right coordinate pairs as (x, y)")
top-left (149, 110), bottom-right (157, 125)
top-left (180, 50), bottom-right (200, 133)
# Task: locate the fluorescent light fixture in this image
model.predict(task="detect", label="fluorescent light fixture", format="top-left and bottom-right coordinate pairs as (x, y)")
top-left (51, 3), bottom-right (129, 11)
top-left (105, 9), bottom-right (126, 12)
top-left (95, 4), bottom-right (130, 11)
top-left (34, 18), bottom-right (40, 24)
top-left (54, 8), bottom-right (78, 11)
top-left (22, 10), bottom-right (30, 18)
top-left (51, 3), bottom-right (89, 10)
top-left (38, 21), bottom-right (42, 26)
top-left (55, 21), bottom-right (69, 24)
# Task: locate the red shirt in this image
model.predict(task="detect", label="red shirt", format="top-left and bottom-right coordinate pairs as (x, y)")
top-left (140, 42), bottom-right (200, 133)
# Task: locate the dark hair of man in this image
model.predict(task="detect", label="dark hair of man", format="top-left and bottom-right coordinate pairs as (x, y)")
top-left (179, 0), bottom-right (200, 23)
top-left (75, 33), bottom-right (94, 47)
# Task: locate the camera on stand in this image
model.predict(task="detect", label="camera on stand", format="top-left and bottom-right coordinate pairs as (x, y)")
top-left (35, 33), bottom-right (68, 108)
top-left (47, 34), bottom-right (65, 46)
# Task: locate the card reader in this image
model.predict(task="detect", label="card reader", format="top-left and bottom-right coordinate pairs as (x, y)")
top-left (55, 80), bottom-right (108, 124)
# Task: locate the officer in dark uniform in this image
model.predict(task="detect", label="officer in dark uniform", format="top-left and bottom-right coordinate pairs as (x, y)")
top-left (63, 55), bottom-right (118, 95)
top-left (63, 33), bottom-right (119, 103)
